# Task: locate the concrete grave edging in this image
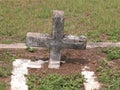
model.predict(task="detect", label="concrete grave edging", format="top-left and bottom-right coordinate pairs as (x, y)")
top-left (0, 42), bottom-right (119, 49)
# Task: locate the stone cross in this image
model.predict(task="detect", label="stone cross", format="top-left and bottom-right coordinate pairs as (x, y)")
top-left (26, 10), bottom-right (87, 69)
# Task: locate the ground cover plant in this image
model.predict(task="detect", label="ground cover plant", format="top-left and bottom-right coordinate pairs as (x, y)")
top-left (102, 47), bottom-right (120, 60)
top-left (0, 0), bottom-right (120, 43)
top-left (96, 47), bottom-right (120, 90)
top-left (0, 51), bottom-right (14, 77)
top-left (0, 82), bottom-right (6, 90)
top-left (97, 59), bottom-right (120, 90)
top-left (27, 73), bottom-right (84, 90)
top-left (0, 51), bottom-right (15, 89)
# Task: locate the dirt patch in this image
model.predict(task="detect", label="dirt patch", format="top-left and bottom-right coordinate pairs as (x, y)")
top-left (0, 48), bottom-right (106, 76)
top-left (0, 77), bottom-right (11, 90)
top-left (108, 60), bottom-right (120, 70)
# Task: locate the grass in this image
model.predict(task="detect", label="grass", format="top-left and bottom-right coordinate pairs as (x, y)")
top-left (0, 65), bottom-right (12, 77)
top-left (0, 0), bottom-right (120, 43)
top-left (0, 82), bottom-right (6, 90)
top-left (96, 59), bottom-right (120, 90)
top-left (102, 47), bottom-right (120, 60)
top-left (0, 51), bottom-right (14, 77)
top-left (0, 51), bottom-right (15, 89)
top-left (27, 73), bottom-right (84, 90)
top-left (26, 47), bottom-right (38, 53)
top-left (96, 47), bottom-right (120, 89)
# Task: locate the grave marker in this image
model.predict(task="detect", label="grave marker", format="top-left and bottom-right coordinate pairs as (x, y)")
top-left (26, 10), bottom-right (87, 69)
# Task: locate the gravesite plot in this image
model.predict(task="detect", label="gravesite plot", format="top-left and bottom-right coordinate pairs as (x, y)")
top-left (0, 1), bottom-right (120, 90)
top-left (0, 10), bottom-right (120, 90)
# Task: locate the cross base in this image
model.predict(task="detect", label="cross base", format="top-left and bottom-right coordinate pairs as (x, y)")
top-left (48, 60), bottom-right (60, 69)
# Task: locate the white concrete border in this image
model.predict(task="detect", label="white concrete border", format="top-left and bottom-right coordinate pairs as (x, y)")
top-left (0, 42), bottom-right (119, 49)
top-left (0, 43), bottom-right (27, 49)
top-left (11, 59), bottom-right (47, 90)
top-left (87, 42), bottom-right (120, 48)
top-left (81, 66), bottom-right (100, 90)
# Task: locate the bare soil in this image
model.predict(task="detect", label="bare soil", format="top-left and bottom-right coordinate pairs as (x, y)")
top-left (28, 48), bottom-right (106, 76)
top-left (0, 48), bottom-right (105, 75)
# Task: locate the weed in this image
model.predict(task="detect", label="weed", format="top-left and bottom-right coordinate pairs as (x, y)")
top-left (0, 39), bottom-right (13, 44)
top-left (102, 47), bottom-right (120, 60)
top-left (27, 73), bottom-right (84, 90)
top-left (26, 47), bottom-right (37, 52)
top-left (0, 51), bottom-right (14, 77)
top-left (0, 65), bottom-right (12, 77)
top-left (0, 51), bottom-right (15, 62)
top-left (0, 82), bottom-right (6, 90)
top-left (96, 59), bottom-right (120, 90)
top-left (97, 48), bottom-right (120, 89)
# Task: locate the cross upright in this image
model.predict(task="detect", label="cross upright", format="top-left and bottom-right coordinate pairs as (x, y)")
top-left (26, 10), bottom-right (87, 69)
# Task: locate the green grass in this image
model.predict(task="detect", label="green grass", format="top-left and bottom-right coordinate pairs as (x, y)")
top-left (96, 59), bottom-right (120, 90)
top-left (0, 65), bottom-right (12, 77)
top-left (102, 47), bottom-right (120, 60)
top-left (27, 73), bottom-right (84, 90)
top-left (97, 47), bottom-right (120, 89)
top-left (0, 51), bottom-right (14, 89)
top-left (26, 47), bottom-right (37, 53)
top-left (0, 82), bottom-right (6, 90)
top-left (0, 51), bottom-right (15, 77)
top-left (0, 0), bottom-right (120, 43)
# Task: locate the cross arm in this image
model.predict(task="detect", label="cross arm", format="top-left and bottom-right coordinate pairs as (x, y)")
top-left (26, 32), bottom-right (51, 48)
top-left (62, 35), bottom-right (87, 49)
top-left (26, 32), bottom-right (87, 49)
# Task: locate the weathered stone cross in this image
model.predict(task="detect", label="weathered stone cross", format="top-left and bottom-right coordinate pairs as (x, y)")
top-left (26, 10), bottom-right (87, 69)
